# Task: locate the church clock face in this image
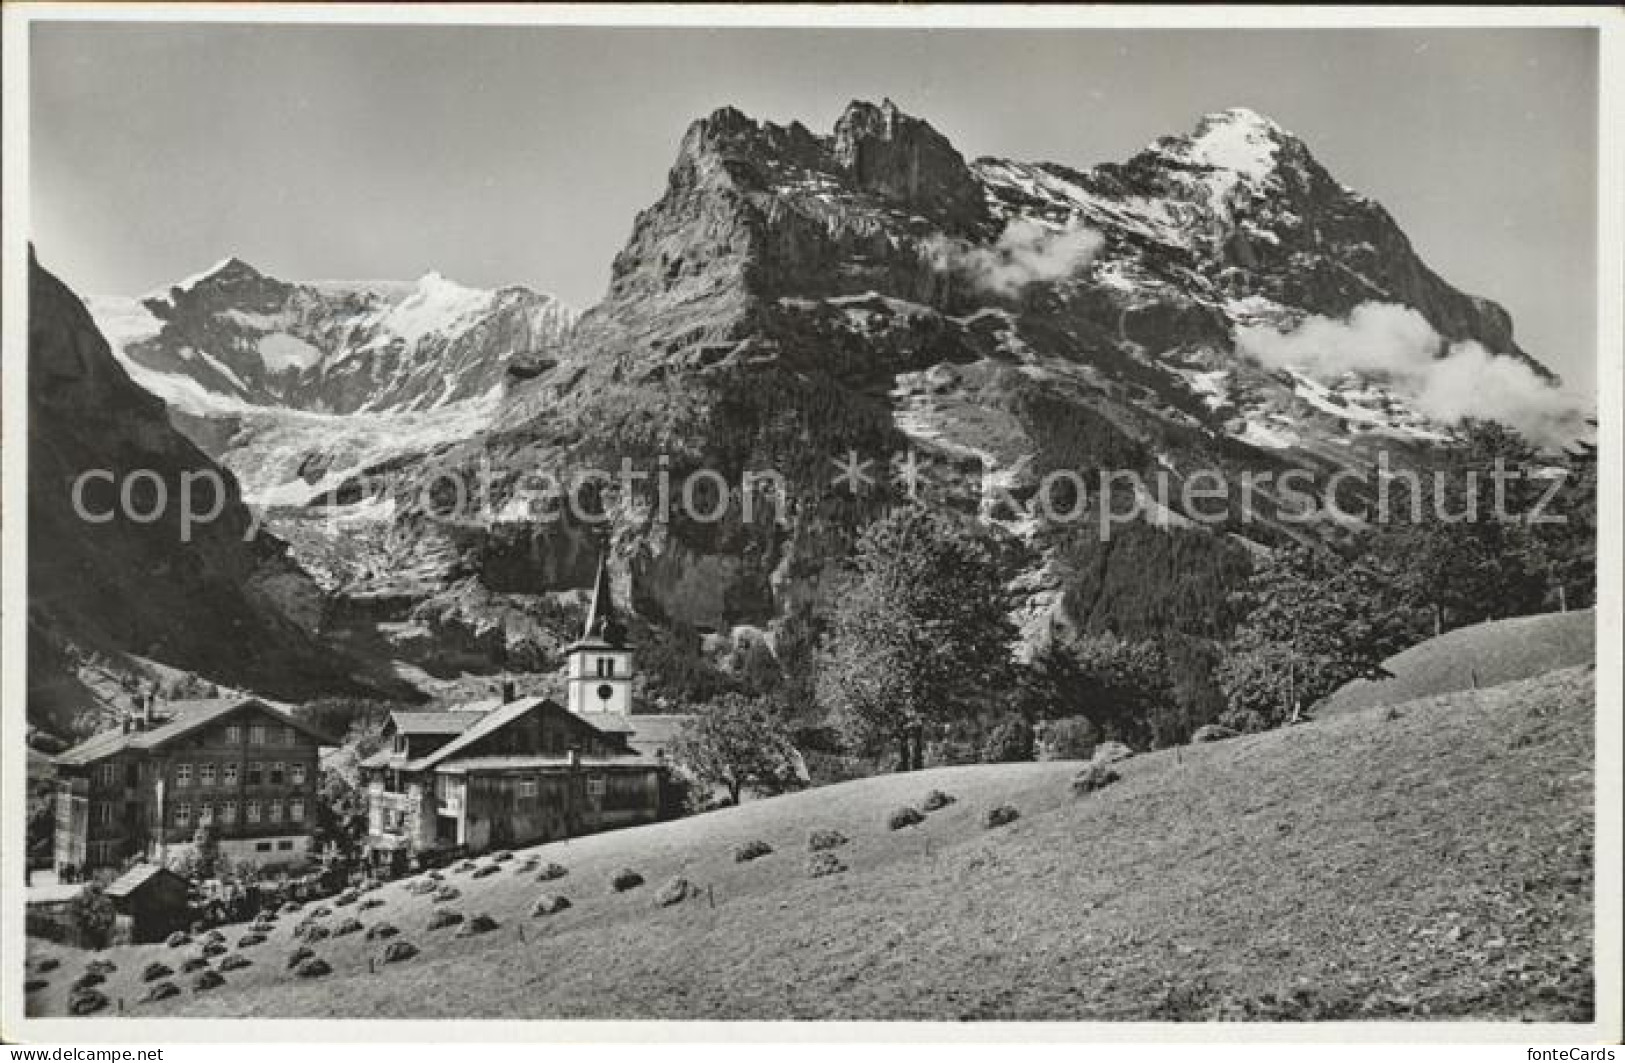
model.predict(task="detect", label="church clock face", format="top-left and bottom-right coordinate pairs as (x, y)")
top-left (597, 684), bottom-right (615, 702)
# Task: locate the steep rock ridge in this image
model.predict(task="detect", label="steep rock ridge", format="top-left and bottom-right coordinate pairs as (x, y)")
top-left (368, 101), bottom-right (1561, 685)
top-left (25, 250), bottom-right (372, 736)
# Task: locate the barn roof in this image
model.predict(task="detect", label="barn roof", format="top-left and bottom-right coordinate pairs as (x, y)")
top-left (105, 862), bottom-right (187, 899)
top-left (55, 698), bottom-right (339, 767)
top-left (388, 711), bottom-right (481, 736)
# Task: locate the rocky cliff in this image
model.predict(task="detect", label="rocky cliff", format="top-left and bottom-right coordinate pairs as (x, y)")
top-left (25, 250), bottom-right (376, 738)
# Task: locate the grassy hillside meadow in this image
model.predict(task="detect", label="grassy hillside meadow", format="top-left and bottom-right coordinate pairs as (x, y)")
top-left (24, 663), bottom-right (1595, 1022)
top-left (1317, 609), bottom-right (1595, 717)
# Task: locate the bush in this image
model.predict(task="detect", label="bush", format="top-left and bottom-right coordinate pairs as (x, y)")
top-left (1072, 763), bottom-right (1121, 795)
top-left (733, 840), bottom-right (773, 863)
top-left (142, 961), bottom-right (173, 983)
top-left (141, 981), bottom-right (180, 1004)
top-left (382, 940), bottom-right (419, 964)
top-left (365, 922), bottom-right (400, 941)
top-left (427, 908), bottom-right (464, 930)
top-left (286, 946), bottom-right (315, 970)
top-left (531, 894), bottom-right (572, 917)
top-left (202, 941), bottom-right (228, 957)
top-left (425, 870), bottom-right (444, 882)
top-left (807, 852), bottom-right (847, 878)
top-left (294, 957), bottom-right (332, 979)
top-left (981, 718), bottom-right (1036, 763)
top-left (887, 807), bottom-right (924, 831)
top-left (36, 957), bottom-right (60, 973)
top-left (472, 865), bottom-right (500, 879)
top-left (296, 924), bottom-right (330, 943)
top-left (984, 805), bottom-right (1020, 828)
top-left (807, 829), bottom-right (848, 852)
top-left (72, 971), bottom-right (106, 991)
top-left (218, 954), bottom-right (252, 972)
top-left (237, 933), bottom-right (266, 949)
top-left (1037, 716), bottom-right (1098, 761)
top-left (310, 905), bottom-right (333, 918)
top-left (455, 860), bottom-right (477, 874)
top-left (537, 862), bottom-right (569, 881)
top-left (516, 859), bottom-right (540, 874)
top-left (86, 958), bottom-right (117, 976)
top-left (456, 913), bottom-right (500, 936)
top-left (655, 878), bottom-right (692, 907)
top-left (25, 979), bottom-right (48, 994)
top-left (407, 879), bottom-right (438, 896)
top-left (359, 897), bottom-right (385, 912)
top-left (490, 850), bottom-right (514, 863)
top-left (332, 917), bottom-right (364, 937)
top-left (180, 957), bottom-right (210, 974)
top-left (611, 869), bottom-right (644, 892)
top-left (434, 886), bottom-right (461, 903)
top-left (191, 969), bottom-right (226, 992)
top-left (1190, 724), bottom-right (1238, 744)
top-left (69, 988), bottom-right (109, 1015)
top-left (65, 886), bottom-right (116, 950)
top-left (282, 901), bottom-right (303, 914)
top-left (921, 789), bottom-right (957, 812)
top-left (335, 889), bottom-right (360, 907)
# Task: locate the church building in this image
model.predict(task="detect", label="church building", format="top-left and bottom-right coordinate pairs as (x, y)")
top-left (361, 555), bottom-right (693, 871)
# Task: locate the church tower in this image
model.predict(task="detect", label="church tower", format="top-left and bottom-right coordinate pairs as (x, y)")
top-left (564, 554), bottom-right (634, 716)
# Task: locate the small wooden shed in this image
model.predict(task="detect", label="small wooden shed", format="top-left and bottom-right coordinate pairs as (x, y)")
top-left (104, 863), bottom-right (190, 943)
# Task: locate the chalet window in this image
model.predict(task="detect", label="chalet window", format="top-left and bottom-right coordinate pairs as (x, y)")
top-left (519, 779), bottom-right (538, 798)
top-left (269, 762), bottom-right (285, 786)
top-left (200, 763), bottom-right (217, 786)
top-left (249, 724), bottom-right (266, 745)
top-left (198, 803), bottom-right (214, 824)
top-left (246, 800), bottom-right (261, 824)
top-left (289, 799), bottom-right (305, 823)
top-left (284, 725), bottom-right (298, 745)
top-left (246, 762), bottom-right (262, 786)
top-left (277, 840), bottom-right (294, 851)
top-left (267, 799), bottom-right (283, 823)
top-left (174, 802), bottom-right (191, 827)
top-left (97, 763), bottom-right (118, 787)
top-left (221, 800), bottom-right (238, 825)
top-left (255, 841), bottom-right (272, 852)
top-left (291, 763), bottom-right (307, 786)
top-left (223, 762), bottom-right (238, 785)
top-left (176, 763), bottom-right (192, 787)
top-left (587, 776), bottom-right (606, 798)
top-left (93, 802), bottom-right (112, 825)
top-left (597, 657), bottom-right (613, 677)
top-left (225, 724), bottom-right (241, 744)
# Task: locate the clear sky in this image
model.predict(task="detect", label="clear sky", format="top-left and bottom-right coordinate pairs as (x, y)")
top-left (30, 23), bottom-right (1598, 391)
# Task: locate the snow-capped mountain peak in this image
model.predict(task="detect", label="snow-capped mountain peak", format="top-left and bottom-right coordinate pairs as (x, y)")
top-left (93, 262), bottom-right (577, 417)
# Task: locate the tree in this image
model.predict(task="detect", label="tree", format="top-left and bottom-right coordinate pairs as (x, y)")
top-left (191, 818), bottom-right (221, 881)
top-left (1021, 633), bottom-right (1176, 749)
top-left (816, 506), bottom-right (1019, 771)
top-left (1377, 420), bottom-right (1554, 633)
top-left (671, 692), bottom-right (802, 805)
top-left (1218, 546), bottom-right (1419, 729)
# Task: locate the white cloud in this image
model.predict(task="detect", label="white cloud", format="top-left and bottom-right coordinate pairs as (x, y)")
top-left (926, 218), bottom-right (1104, 298)
top-left (1235, 302), bottom-right (1588, 447)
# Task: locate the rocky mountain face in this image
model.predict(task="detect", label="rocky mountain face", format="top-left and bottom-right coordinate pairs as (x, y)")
top-left (66, 101), bottom-right (1572, 723)
top-left (93, 259), bottom-right (576, 415)
top-left (376, 99), bottom-right (1558, 666)
top-left (25, 251), bottom-right (381, 741)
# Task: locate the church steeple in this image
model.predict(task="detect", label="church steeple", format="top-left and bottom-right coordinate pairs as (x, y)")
top-left (564, 552), bottom-right (634, 716)
top-left (580, 552), bottom-right (625, 646)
